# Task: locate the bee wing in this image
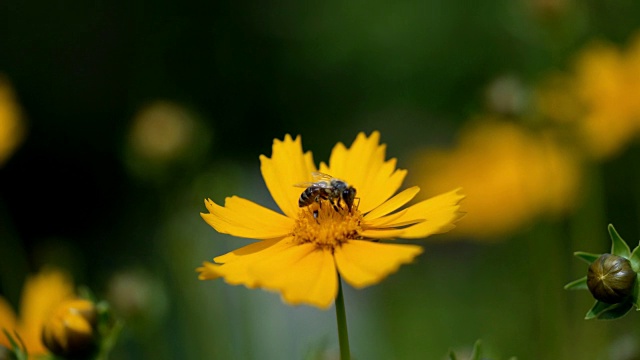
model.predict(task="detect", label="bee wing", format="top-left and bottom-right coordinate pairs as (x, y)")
top-left (311, 172), bottom-right (334, 182)
top-left (293, 181), bottom-right (317, 188)
top-left (293, 172), bottom-right (334, 188)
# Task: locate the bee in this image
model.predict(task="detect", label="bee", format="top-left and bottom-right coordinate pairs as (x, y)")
top-left (295, 172), bottom-right (357, 213)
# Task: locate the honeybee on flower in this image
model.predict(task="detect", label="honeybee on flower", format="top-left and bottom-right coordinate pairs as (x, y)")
top-left (197, 131), bottom-right (465, 308)
top-left (295, 172), bottom-right (357, 214)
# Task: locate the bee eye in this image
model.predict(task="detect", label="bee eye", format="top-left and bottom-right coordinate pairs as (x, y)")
top-left (587, 254), bottom-right (637, 304)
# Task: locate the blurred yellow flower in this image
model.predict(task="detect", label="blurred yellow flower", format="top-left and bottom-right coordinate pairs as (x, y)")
top-left (0, 268), bottom-right (75, 355)
top-left (198, 132), bottom-right (464, 308)
top-left (128, 100), bottom-right (197, 162)
top-left (410, 119), bottom-right (580, 240)
top-left (0, 76), bottom-right (26, 167)
top-left (42, 299), bottom-right (97, 358)
top-left (536, 33), bottom-right (640, 160)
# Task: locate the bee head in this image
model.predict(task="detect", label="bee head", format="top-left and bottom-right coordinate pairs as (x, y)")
top-left (343, 187), bottom-right (356, 211)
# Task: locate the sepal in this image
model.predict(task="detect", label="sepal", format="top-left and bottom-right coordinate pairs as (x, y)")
top-left (564, 276), bottom-right (587, 290)
top-left (609, 224), bottom-right (631, 258)
top-left (585, 300), bottom-right (633, 320)
top-left (574, 252), bottom-right (600, 264)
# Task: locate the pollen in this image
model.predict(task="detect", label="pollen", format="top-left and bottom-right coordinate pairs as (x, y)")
top-left (292, 203), bottom-right (363, 250)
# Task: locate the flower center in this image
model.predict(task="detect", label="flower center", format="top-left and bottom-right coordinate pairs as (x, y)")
top-left (292, 202), bottom-right (363, 250)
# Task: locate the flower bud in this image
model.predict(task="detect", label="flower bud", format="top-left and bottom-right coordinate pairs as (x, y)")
top-left (587, 254), bottom-right (636, 304)
top-left (42, 299), bottom-right (98, 358)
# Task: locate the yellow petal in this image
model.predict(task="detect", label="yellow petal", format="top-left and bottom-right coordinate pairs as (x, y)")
top-left (19, 268), bottom-right (75, 354)
top-left (213, 238), bottom-right (283, 263)
top-left (363, 186), bottom-right (420, 221)
top-left (363, 208), bottom-right (410, 228)
top-left (359, 228), bottom-right (407, 239)
top-left (260, 134), bottom-right (317, 219)
top-left (197, 238), bottom-right (290, 288)
top-left (321, 132), bottom-right (406, 213)
top-left (334, 241), bottom-right (423, 288)
top-left (389, 188), bottom-right (465, 239)
top-left (363, 209), bottom-right (424, 229)
top-left (201, 196), bottom-right (294, 239)
top-left (250, 243), bottom-right (338, 309)
top-left (0, 296), bottom-right (17, 348)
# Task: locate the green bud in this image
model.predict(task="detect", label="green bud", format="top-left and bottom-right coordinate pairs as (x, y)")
top-left (587, 254), bottom-right (636, 304)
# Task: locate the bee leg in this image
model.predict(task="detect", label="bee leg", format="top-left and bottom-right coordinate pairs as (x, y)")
top-left (330, 199), bottom-right (341, 213)
top-left (306, 207), bottom-right (320, 224)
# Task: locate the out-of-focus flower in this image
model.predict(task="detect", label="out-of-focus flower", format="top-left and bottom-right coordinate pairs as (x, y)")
top-left (0, 268), bottom-right (74, 355)
top-left (0, 76), bottom-right (26, 167)
top-left (128, 100), bottom-right (197, 163)
top-left (198, 132), bottom-right (464, 308)
top-left (41, 299), bottom-right (98, 358)
top-left (106, 269), bottom-right (168, 322)
top-left (409, 118), bottom-right (580, 240)
top-left (527, 0), bottom-right (573, 18)
top-left (125, 100), bottom-right (212, 180)
top-left (536, 33), bottom-right (640, 160)
top-left (485, 75), bottom-right (527, 115)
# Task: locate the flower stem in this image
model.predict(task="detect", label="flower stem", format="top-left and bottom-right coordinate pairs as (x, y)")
top-left (335, 273), bottom-right (351, 360)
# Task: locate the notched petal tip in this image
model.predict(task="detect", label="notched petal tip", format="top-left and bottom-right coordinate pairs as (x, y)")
top-left (260, 133), bottom-right (317, 219)
top-left (196, 262), bottom-right (222, 280)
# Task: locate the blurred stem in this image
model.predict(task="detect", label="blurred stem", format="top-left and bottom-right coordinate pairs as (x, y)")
top-left (335, 273), bottom-right (351, 360)
top-left (526, 221), bottom-right (566, 359)
top-left (567, 162), bottom-right (608, 357)
top-left (569, 162), bottom-right (606, 256)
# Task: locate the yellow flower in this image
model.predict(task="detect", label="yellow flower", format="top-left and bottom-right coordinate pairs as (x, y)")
top-left (409, 119), bottom-right (580, 240)
top-left (41, 299), bottom-right (97, 358)
top-left (197, 132), bottom-right (464, 309)
top-left (536, 33), bottom-right (640, 160)
top-left (0, 76), bottom-right (26, 167)
top-left (0, 268), bottom-right (75, 355)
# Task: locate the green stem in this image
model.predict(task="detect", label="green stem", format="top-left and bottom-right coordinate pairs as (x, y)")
top-left (335, 273), bottom-right (351, 360)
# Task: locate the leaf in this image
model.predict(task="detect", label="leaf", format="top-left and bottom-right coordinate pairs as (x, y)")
top-left (574, 252), bottom-right (600, 264)
top-left (609, 224), bottom-right (631, 258)
top-left (597, 301), bottom-right (634, 320)
top-left (632, 275), bottom-right (640, 310)
top-left (585, 300), bottom-right (617, 319)
top-left (2, 330), bottom-right (28, 360)
top-left (448, 350), bottom-right (457, 360)
top-left (564, 276), bottom-right (588, 290)
top-left (469, 340), bottom-right (482, 360)
top-left (629, 245), bottom-right (640, 272)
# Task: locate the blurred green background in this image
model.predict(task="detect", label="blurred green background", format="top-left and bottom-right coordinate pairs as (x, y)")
top-left (2, 0), bottom-right (640, 359)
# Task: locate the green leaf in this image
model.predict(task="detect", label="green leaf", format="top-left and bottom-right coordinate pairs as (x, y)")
top-left (2, 330), bottom-right (28, 360)
top-left (632, 275), bottom-right (640, 310)
top-left (609, 224), bottom-right (631, 258)
top-left (469, 340), bottom-right (482, 360)
top-left (574, 252), bottom-right (600, 264)
top-left (448, 350), bottom-right (457, 360)
top-left (585, 300), bottom-right (617, 319)
top-left (597, 301), bottom-right (634, 320)
top-left (629, 245), bottom-right (640, 272)
top-left (564, 276), bottom-right (588, 290)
